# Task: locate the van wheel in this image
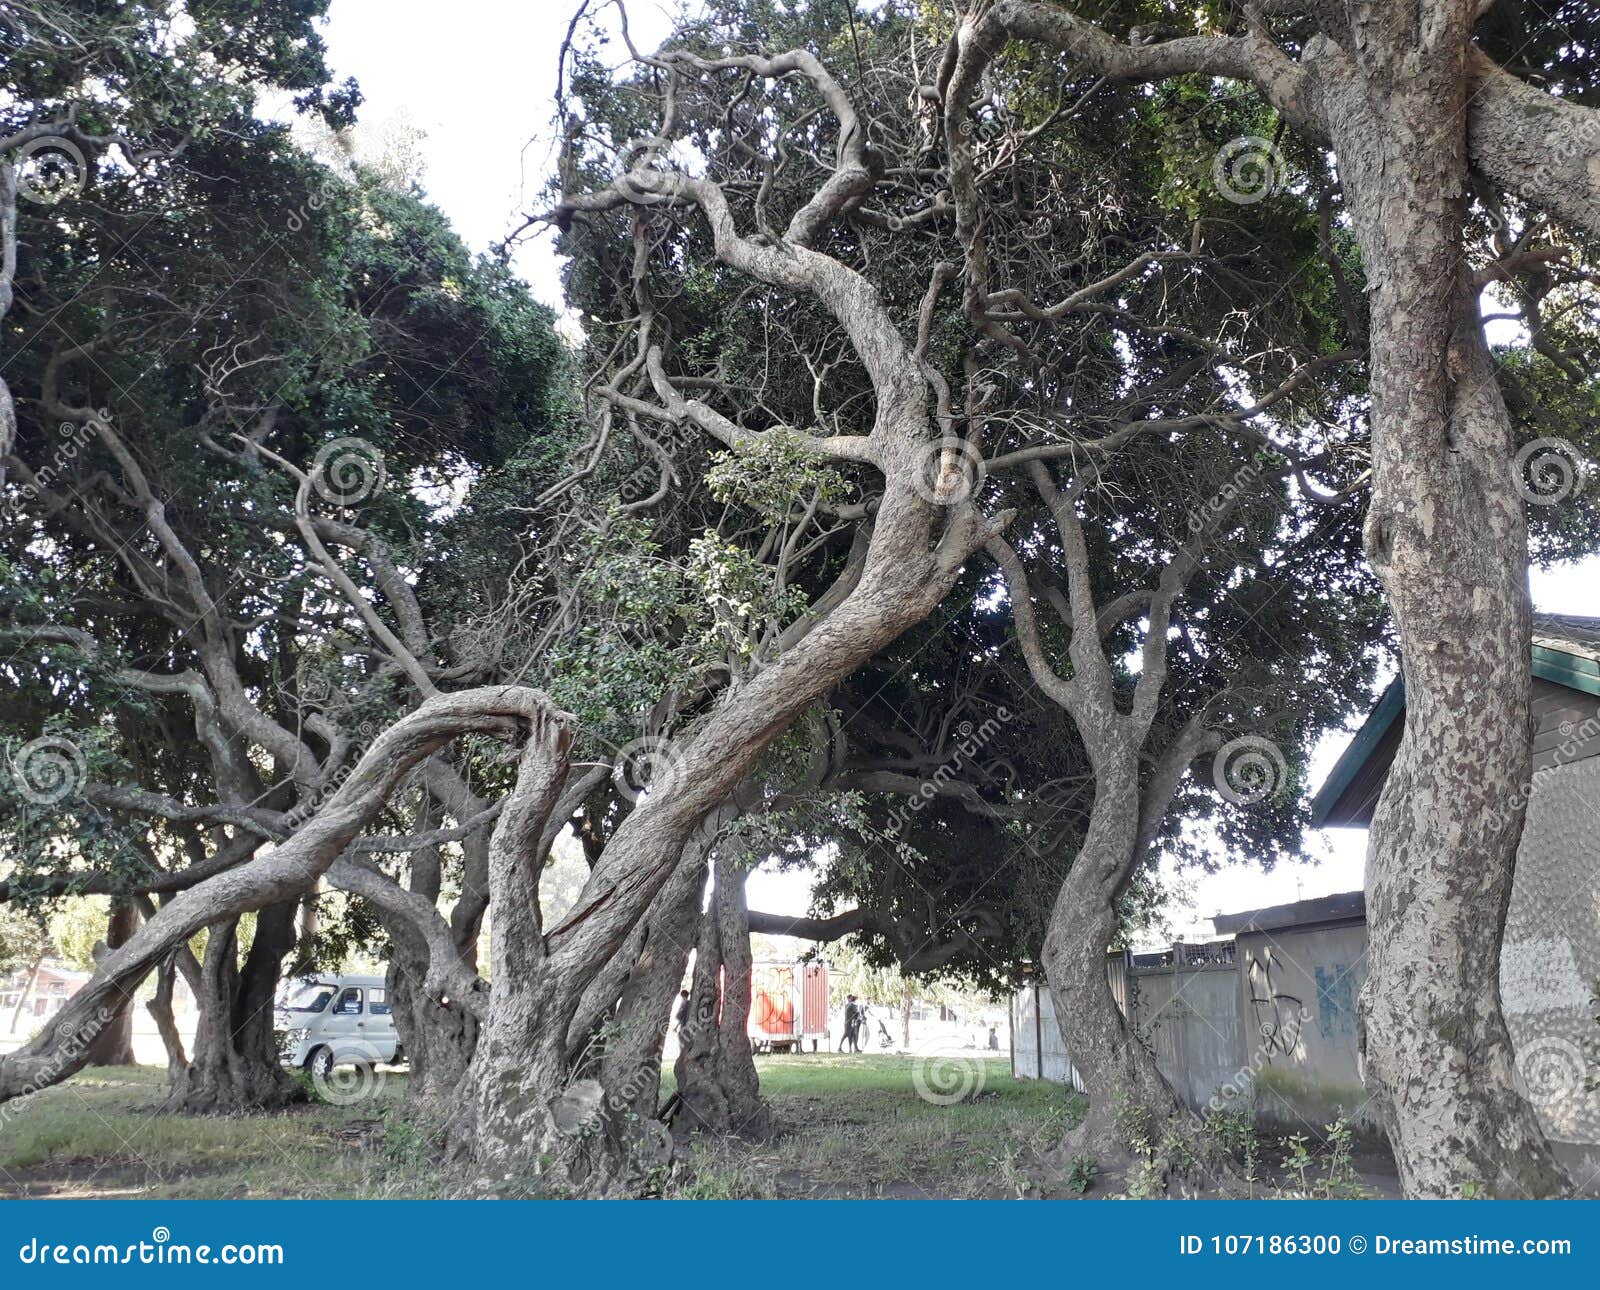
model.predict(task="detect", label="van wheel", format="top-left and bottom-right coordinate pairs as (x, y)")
top-left (305, 1046), bottom-right (334, 1081)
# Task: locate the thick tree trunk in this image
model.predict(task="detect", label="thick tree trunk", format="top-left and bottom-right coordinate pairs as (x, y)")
top-left (672, 856), bottom-right (769, 1138)
top-left (1311, 31), bottom-right (1569, 1198)
top-left (84, 898), bottom-right (139, 1066)
top-left (371, 827), bottom-right (480, 1115)
top-left (454, 709), bottom-right (670, 1195)
top-left (387, 941), bottom-right (479, 1112)
top-left (166, 902), bottom-right (298, 1113)
top-left (710, 858), bottom-right (767, 1137)
top-left (1042, 770), bottom-right (1184, 1165)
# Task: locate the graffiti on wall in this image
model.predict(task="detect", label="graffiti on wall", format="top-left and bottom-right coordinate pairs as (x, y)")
top-left (1246, 950), bottom-right (1306, 1060)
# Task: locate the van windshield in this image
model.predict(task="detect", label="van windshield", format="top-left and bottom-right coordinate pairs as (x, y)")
top-left (280, 982), bottom-right (336, 1013)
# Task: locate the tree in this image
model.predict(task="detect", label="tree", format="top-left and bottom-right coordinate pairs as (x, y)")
top-left (939, 0), bottom-right (1600, 1198)
top-left (1, 3), bottom-right (567, 1113)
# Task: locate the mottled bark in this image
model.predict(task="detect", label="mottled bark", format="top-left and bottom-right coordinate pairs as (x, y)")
top-left (595, 839), bottom-right (709, 1122)
top-left (1042, 768), bottom-right (1183, 1162)
top-left (367, 827), bottom-right (480, 1113)
top-left (949, 0), bottom-right (1574, 1200)
top-left (1308, 28), bottom-right (1569, 1197)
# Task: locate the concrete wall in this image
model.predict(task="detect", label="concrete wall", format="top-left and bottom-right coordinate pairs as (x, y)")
top-left (1013, 922), bottom-right (1376, 1135)
top-left (1131, 961), bottom-right (1244, 1110)
top-left (1232, 923), bottom-right (1374, 1133)
top-left (1010, 981), bottom-right (1084, 1092)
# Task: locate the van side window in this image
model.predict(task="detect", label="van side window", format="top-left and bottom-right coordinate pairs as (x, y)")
top-left (368, 987), bottom-right (391, 1016)
top-left (333, 987), bottom-right (363, 1016)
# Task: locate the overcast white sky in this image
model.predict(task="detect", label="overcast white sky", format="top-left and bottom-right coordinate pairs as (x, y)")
top-left (311, 2), bottom-right (1597, 945)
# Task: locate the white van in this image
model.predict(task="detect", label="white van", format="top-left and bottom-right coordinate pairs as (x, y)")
top-left (275, 974), bottom-right (403, 1078)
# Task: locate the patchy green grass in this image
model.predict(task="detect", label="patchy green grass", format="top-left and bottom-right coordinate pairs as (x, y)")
top-left (0, 1054), bottom-right (1081, 1200)
top-left (665, 1053), bottom-right (1085, 1199)
top-left (0, 1064), bottom-right (438, 1199)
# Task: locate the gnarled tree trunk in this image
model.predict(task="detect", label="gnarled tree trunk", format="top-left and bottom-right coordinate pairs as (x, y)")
top-left (166, 900), bottom-right (298, 1113)
top-left (146, 950), bottom-right (189, 1083)
top-left (1042, 768), bottom-right (1183, 1164)
top-left (673, 854), bottom-right (769, 1139)
top-left (0, 688), bottom-right (544, 1106)
top-left (595, 837), bottom-right (709, 1122)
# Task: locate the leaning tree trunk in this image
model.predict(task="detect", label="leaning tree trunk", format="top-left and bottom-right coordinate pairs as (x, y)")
top-left (83, 897), bottom-right (139, 1066)
top-left (166, 901), bottom-right (298, 1113)
top-left (596, 838), bottom-right (710, 1122)
top-left (1042, 767), bottom-right (1185, 1166)
top-left (1312, 31), bottom-right (1569, 1197)
top-left (0, 688), bottom-right (558, 1106)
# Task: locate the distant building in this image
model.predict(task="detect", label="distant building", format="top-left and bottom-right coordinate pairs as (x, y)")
top-left (1, 959), bottom-right (91, 1030)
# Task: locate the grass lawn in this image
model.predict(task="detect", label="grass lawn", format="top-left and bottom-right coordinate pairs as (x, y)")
top-left (664, 1053), bottom-right (1085, 1199)
top-left (0, 1055), bottom-right (1082, 1200)
top-left (0, 1065), bottom-right (430, 1199)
